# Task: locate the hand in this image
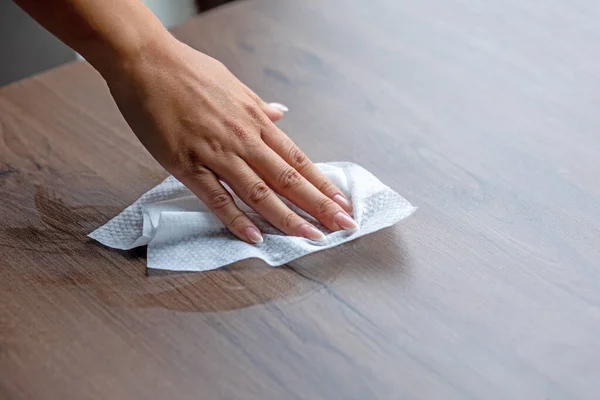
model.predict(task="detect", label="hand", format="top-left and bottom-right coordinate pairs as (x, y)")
top-left (103, 36), bottom-right (356, 244)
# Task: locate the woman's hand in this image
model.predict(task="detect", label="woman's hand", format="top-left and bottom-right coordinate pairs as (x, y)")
top-left (13, 0), bottom-right (355, 244)
top-left (104, 36), bottom-right (356, 244)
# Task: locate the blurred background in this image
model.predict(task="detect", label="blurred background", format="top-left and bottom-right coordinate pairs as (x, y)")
top-left (0, 0), bottom-right (232, 86)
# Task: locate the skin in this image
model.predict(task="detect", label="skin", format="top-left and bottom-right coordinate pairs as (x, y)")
top-left (13, 0), bottom-right (357, 244)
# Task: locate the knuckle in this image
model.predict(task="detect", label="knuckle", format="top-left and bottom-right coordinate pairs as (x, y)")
top-left (281, 212), bottom-right (297, 229)
top-left (243, 102), bottom-right (263, 121)
top-left (227, 213), bottom-right (246, 229)
top-left (172, 148), bottom-right (205, 177)
top-left (247, 181), bottom-right (271, 204)
top-left (278, 167), bottom-right (303, 190)
top-left (223, 117), bottom-right (251, 141)
top-left (288, 145), bottom-right (309, 170)
top-left (179, 114), bottom-right (199, 132)
top-left (207, 191), bottom-right (232, 211)
top-left (316, 178), bottom-right (334, 194)
top-left (315, 196), bottom-right (336, 216)
top-left (206, 136), bottom-right (226, 154)
top-left (190, 165), bottom-right (212, 179)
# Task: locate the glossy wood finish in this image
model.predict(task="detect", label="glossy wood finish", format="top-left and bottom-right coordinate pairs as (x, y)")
top-left (2, 0), bottom-right (600, 399)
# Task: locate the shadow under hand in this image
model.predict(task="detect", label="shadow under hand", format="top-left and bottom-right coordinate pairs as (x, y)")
top-left (93, 226), bottom-right (413, 313)
top-left (17, 183), bottom-right (412, 313)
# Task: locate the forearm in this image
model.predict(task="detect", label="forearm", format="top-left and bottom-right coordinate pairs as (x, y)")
top-left (13, 0), bottom-right (171, 75)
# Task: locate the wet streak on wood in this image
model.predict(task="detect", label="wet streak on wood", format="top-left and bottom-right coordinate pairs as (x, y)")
top-left (2, 0), bottom-right (600, 399)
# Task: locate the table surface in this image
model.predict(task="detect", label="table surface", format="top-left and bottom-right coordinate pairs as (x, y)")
top-left (2, 0), bottom-right (600, 399)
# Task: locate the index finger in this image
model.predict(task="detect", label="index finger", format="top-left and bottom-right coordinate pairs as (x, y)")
top-left (260, 127), bottom-right (353, 212)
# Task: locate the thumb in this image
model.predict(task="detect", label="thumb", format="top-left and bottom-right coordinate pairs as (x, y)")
top-left (261, 102), bottom-right (289, 122)
top-left (241, 84), bottom-right (289, 121)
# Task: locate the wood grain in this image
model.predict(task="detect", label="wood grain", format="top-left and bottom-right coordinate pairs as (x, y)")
top-left (2, 0), bottom-right (600, 399)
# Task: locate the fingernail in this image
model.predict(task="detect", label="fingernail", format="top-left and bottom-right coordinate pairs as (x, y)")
top-left (245, 227), bottom-right (264, 244)
top-left (300, 224), bottom-right (326, 242)
top-left (334, 212), bottom-right (358, 231)
top-left (268, 102), bottom-right (289, 112)
top-left (333, 194), bottom-right (353, 211)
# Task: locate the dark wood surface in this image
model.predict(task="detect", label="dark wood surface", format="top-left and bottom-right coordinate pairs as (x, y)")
top-left (2, 0), bottom-right (600, 399)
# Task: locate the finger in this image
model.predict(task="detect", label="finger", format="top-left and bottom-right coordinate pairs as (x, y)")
top-left (214, 157), bottom-right (326, 241)
top-left (177, 166), bottom-right (264, 244)
top-left (262, 102), bottom-right (289, 121)
top-left (241, 84), bottom-right (288, 122)
top-left (261, 127), bottom-right (353, 212)
top-left (246, 144), bottom-right (357, 232)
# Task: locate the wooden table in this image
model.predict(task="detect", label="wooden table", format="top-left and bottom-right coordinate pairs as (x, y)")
top-left (2, 1), bottom-right (600, 399)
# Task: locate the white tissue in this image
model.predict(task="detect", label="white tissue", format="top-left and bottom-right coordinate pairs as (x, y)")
top-left (89, 162), bottom-right (415, 271)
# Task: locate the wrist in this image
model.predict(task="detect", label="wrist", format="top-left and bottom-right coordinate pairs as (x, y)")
top-left (96, 31), bottom-right (177, 79)
top-left (78, 9), bottom-right (175, 79)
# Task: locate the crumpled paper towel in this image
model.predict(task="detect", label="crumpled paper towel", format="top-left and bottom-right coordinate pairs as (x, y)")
top-left (89, 162), bottom-right (415, 271)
